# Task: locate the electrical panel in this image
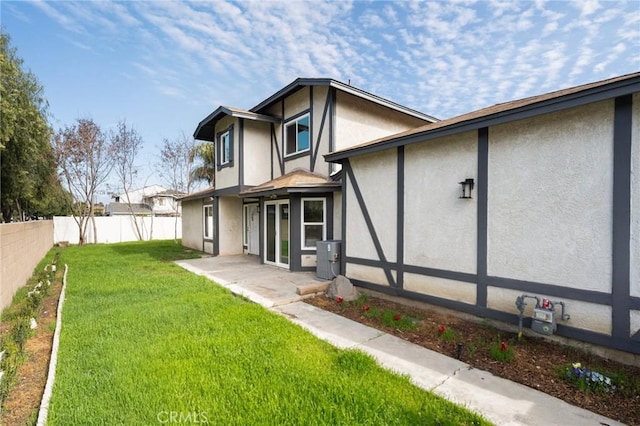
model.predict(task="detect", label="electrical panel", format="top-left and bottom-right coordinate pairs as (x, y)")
top-left (316, 241), bottom-right (341, 280)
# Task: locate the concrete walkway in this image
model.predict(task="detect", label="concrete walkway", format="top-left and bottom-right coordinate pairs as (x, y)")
top-left (175, 256), bottom-right (624, 426)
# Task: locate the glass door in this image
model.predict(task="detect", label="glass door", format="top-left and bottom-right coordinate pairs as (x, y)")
top-left (264, 200), bottom-right (289, 268)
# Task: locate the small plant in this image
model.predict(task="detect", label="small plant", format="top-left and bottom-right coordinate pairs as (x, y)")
top-left (437, 325), bottom-right (456, 342)
top-left (335, 296), bottom-right (344, 304)
top-left (564, 362), bottom-right (617, 393)
top-left (380, 310), bottom-right (416, 330)
top-left (490, 340), bottom-right (514, 362)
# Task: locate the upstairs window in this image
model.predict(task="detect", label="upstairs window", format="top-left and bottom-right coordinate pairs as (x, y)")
top-left (220, 130), bottom-right (231, 165)
top-left (285, 114), bottom-right (310, 156)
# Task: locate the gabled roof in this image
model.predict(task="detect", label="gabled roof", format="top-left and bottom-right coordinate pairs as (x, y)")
top-left (239, 168), bottom-right (340, 198)
top-left (194, 78), bottom-right (439, 142)
top-left (326, 72), bottom-right (640, 162)
top-left (250, 78), bottom-right (438, 122)
top-left (194, 106), bottom-right (281, 141)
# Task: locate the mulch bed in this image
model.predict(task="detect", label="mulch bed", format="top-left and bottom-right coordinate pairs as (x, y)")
top-left (306, 293), bottom-right (640, 425)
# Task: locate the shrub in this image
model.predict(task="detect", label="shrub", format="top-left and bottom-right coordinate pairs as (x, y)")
top-left (490, 340), bottom-right (514, 362)
top-left (564, 363), bottom-right (617, 393)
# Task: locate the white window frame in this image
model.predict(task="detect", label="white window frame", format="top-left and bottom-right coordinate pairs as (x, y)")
top-left (220, 130), bottom-right (231, 165)
top-left (203, 205), bottom-right (214, 239)
top-left (284, 113), bottom-right (310, 156)
top-left (301, 198), bottom-right (326, 250)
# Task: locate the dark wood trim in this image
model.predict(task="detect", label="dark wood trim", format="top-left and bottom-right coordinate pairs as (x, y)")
top-left (612, 94), bottom-right (632, 339)
top-left (477, 127), bottom-right (488, 307)
top-left (396, 146), bottom-right (404, 289)
top-left (312, 89), bottom-right (331, 172)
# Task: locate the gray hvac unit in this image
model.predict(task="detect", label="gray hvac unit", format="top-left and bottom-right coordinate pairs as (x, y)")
top-left (316, 240), bottom-right (341, 280)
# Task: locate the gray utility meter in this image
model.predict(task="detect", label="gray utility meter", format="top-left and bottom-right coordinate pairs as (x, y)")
top-left (532, 299), bottom-right (556, 335)
top-left (515, 295), bottom-right (570, 337)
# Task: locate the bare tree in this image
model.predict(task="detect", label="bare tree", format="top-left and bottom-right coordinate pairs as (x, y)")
top-left (54, 118), bottom-right (113, 245)
top-left (157, 132), bottom-right (196, 194)
top-left (111, 120), bottom-right (144, 240)
top-left (157, 132), bottom-right (196, 241)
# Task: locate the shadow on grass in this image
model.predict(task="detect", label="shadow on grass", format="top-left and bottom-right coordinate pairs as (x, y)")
top-left (101, 240), bottom-right (203, 263)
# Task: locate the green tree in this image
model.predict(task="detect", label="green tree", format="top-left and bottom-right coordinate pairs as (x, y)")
top-left (0, 31), bottom-right (61, 221)
top-left (189, 142), bottom-right (215, 188)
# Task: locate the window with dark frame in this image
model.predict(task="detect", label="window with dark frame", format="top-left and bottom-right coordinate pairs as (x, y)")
top-left (285, 114), bottom-right (310, 156)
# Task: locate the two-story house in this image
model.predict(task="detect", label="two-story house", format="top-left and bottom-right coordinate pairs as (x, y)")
top-left (108, 185), bottom-right (183, 217)
top-left (180, 78), bottom-right (438, 271)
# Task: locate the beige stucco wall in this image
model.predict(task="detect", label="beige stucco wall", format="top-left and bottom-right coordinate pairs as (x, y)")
top-left (631, 310), bottom-right (640, 338)
top-left (312, 86), bottom-right (331, 175)
top-left (404, 274), bottom-right (477, 305)
top-left (404, 132), bottom-right (477, 273)
top-left (488, 101), bottom-right (614, 291)
top-left (0, 221), bottom-right (53, 312)
top-left (243, 120), bottom-right (271, 186)
top-left (488, 287), bottom-right (612, 335)
top-left (215, 116), bottom-right (239, 190)
top-left (631, 93), bottom-right (640, 298)
top-left (345, 263), bottom-right (395, 286)
top-left (284, 88), bottom-right (309, 119)
top-left (218, 196), bottom-right (243, 255)
top-left (335, 91), bottom-right (427, 151)
top-left (181, 199), bottom-right (203, 252)
top-left (346, 150), bottom-right (397, 262)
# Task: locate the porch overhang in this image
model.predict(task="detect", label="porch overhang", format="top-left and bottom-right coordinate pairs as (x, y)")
top-left (238, 168), bottom-right (341, 198)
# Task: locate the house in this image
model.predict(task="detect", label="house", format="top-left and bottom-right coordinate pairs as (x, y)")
top-left (324, 72), bottom-right (640, 355)
top-left (108, 185), bottom-right (183, 217)
top-left (180, 78), bottom-right (437, 270)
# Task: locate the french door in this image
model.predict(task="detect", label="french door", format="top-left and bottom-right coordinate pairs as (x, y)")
top-left (264, 200), bottom-right (289, 268)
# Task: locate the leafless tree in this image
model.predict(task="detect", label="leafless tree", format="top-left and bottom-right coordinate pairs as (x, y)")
top-left (157, 132), bottom-right (197, 194)
top-left (54, 118), bottom-right (114, 245)
top-left (156, 132), bottom-right (197, 241)
top-left (111, 120), bottom-right (145, 240)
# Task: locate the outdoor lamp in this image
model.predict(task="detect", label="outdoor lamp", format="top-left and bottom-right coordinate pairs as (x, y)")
top-left (459, 178), bottom-right (475, 199)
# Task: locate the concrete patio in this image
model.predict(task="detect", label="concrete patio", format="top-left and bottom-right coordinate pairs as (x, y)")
top-left (175, 255), bottom-right (331, 307)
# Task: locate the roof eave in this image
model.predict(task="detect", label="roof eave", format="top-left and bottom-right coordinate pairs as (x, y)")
top-left (326, 76), bottom-right (640, 162)
top-left (194, 106), bottom-right (281, 141)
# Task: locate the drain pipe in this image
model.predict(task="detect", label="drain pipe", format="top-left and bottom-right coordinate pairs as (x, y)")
top-left (515, 294), bottom-right (540, 340)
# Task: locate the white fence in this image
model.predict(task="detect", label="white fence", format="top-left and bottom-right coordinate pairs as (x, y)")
top-left (53, 216), bottom-right (182, 244)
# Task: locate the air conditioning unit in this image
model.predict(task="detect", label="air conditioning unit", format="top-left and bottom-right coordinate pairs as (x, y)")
top-left (316, 240), bottom-right (341, 280)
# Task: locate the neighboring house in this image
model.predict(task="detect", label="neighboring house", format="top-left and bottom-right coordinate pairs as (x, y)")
top-left (324, 72), bottom-right (640, 355)
top-left (181, 78), bottom-right (438, 270)
top-left (108, 185), bottom-right (183, 217)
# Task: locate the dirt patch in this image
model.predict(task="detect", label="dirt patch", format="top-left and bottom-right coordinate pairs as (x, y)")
top-left (0, 278), bottom-right (62, 425)
top-left (306, 293), bottom-right (640, 425)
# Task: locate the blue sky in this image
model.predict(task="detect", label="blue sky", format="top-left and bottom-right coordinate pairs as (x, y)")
top-left (2, 0), bottom-right (639, 196)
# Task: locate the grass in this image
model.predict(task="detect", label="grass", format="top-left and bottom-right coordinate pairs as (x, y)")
top-left (48, 240), bottom-right (488, 425)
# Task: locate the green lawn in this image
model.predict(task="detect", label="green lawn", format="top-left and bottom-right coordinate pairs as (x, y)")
top-left (48, 241), bottom-right (488, 425)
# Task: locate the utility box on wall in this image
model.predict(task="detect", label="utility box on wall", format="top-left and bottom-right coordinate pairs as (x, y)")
top-left (316, 240), bottom-right (341, 280)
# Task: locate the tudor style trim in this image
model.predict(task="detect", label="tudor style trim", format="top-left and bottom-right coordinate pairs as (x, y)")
top-left (612, 94), bottom-right (633, 340)
top-left (312, 89), bottom-right (332, 172)
top-left (396, 146), bottom-right (405, 289)
top-left (477, 127), bottom-right (489, 308)
top-left (345, 160), bottom-right (396, 287)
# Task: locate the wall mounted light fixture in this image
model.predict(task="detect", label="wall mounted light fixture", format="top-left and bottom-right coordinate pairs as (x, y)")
top-left (459, 178), bottom-right (475, 199)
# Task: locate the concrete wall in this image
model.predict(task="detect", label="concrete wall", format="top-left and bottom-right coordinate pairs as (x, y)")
top-left (53, 216), bottom-right (182, 244)
top-left (181, 199), bottom-right (203, 251)
top-left (0, 221), bottom-right (53, 312)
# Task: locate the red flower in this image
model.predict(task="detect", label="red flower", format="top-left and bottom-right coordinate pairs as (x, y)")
top-left (393, 313), bottom-right (402, 321)
top-left (438, 325), bottom-right (446, 334)
top-left (363, 305), bottom-right (370, 311)
top-left (500, 342), bottom-right (508, 351)
top-left (336, 296), bottom-right (343, 304)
